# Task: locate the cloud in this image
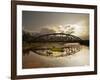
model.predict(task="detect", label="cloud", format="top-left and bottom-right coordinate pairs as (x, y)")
top-left (40, 28), bottom-right (55, 34)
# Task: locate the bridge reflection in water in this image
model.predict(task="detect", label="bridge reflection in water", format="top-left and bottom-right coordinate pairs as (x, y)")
top-left (32, 43), bottom-right (81, 57)
top-left (22, 45), bottom-right (89, 68)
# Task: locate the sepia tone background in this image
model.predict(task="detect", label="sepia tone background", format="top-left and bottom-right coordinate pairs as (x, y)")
top-left (22, 11), bottom-right (89, 68)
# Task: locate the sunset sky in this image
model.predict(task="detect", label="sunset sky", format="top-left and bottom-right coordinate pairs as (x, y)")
top-left (22, 11), bottom-right (89, 40)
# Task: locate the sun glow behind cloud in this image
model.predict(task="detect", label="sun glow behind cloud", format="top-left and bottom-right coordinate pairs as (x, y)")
top-left (48, 24), bottom-right (82, 35)
top-left (46, 22), bottom-right (89, 40)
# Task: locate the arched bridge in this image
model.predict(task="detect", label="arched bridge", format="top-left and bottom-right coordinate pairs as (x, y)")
top-left (32, 33), bottom-right (82, 42)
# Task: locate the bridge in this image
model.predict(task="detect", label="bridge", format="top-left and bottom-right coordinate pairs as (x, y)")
top-left (32, 33), bottom-right (82, 42)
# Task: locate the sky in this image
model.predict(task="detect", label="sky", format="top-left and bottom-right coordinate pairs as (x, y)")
top-left (22, 11), bottom-right (89, 40)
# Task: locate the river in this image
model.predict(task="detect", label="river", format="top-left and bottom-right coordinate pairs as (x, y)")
top-left (22, 45), bottom-right (89, 68)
